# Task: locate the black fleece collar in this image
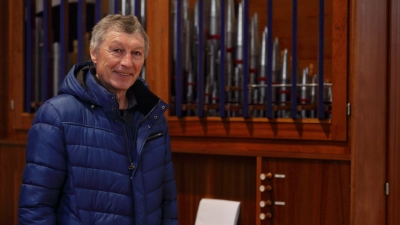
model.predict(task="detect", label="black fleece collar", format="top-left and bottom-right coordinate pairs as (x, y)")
top-left (76, 63), bottom-right (160, 116)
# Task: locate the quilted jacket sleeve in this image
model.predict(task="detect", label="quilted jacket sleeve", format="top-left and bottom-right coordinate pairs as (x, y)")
top-left (18, 102), bottom-right (67, 225)
top-left (161, 123), bottom-right (179, 225)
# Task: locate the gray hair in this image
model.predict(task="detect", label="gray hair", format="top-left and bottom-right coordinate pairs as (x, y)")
top-left (90, 14), bottom-right (149, 58)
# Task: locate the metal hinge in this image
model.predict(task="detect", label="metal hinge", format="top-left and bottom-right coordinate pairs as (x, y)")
top-left (347, 103), bottom-right (351, 116)
top-left (385, 182), bottom-right (390, 196)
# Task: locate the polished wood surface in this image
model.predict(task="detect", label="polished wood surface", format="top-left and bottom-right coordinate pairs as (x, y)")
top-left (172, 153), bottom-right (256, 225)
top-left (7, 0), bottom-right (26, 141)
top-left (145, 0), bottom-right (171, 104)
top-left (0, 0), bottom-right (9, 138)
top-left (171, 136), bottom-right (351, 160)
top-left (349, 0), bottom-right (388, 224)
top-left (0, 141), bottom-right (26, 225)
top-left (388, 0), bottom-right (400, 223)
top-left (331, 0), bottom-right (349, 142)
top-left (168, 117), bottom-right (340, 141)
top-left (257, 158), bottom-right (350, 225)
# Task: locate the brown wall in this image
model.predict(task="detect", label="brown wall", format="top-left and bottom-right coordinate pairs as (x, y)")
top-left (173, 153), bottom-right (257, 225)
top-left (388, 0), bottom-right (400, 224)
top-left (0, 141), bottom-right (25, 225)
top-left (349, 0), bottom-right (388, 224)
top-left (0, 1), bottom-right (9, 138)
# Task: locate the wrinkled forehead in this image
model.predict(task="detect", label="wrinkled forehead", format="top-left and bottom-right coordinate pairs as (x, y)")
top-left (103, 28), bottom-right (143, 43)
top-left (103, 30), bottom-right (145, 47)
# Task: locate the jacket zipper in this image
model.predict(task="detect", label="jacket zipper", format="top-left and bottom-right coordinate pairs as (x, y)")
top-left (132, 100), bottom-right (162, 165)
top-left (121, 120), bottom-right (135, 170)
top-left (125, 100), bottom-right (161, 225)
top-left (123, 100), bottom-right (162, 172)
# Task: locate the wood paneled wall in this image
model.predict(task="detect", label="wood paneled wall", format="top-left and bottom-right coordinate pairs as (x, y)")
top-left (388, 0), bottom-right (400, 224)
top-left (0, 1), bottom-right (9, 138)
top-left (349, 0), bottom-right (388, 224)
top-left (258, 158), bottom-right (350, 225)
top-left (172, 153), bottom-right (256, 225)
top-left (0, 141), bottom-right (26, 225)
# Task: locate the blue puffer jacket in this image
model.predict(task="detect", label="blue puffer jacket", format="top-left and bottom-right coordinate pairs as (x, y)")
top-left (18, 62), bottom-right (178, 225)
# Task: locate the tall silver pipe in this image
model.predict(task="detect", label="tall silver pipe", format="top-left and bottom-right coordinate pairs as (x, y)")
top-left (310, 74), bottom-right (317, 118)
top-left (130, 0), bottom-right (135, 15)
top-left (235, 2), bottom-right (243, 66)
top-left (53, 42), bottom-right (60, 97)
top-left (206, 0), bottom-right (220, 113)
top-left (183, 0), bottom-right (191, 72)
top-left (140, 0), bottom-right (146, 28)
top-left (121, 0), bottom-right (127, 15)
top-left (233, 66), bottom-right (242, 116)
top-left (191, 1), bottom-right (199, 105)
top-left (277, 49), bottom-right (291, 118)
top-left (171, 0), bottom-right (177, 61)
top-left (324, 78), bottom-right (332, 118)
top-left (225, 0), bottom-right (236, 105)
top-left (209, 0), bottom-right (219, 38)
top-left (258, 27), bottom-right (268, 104)
top-left (299, 67), bottom-right (310, 118)
top-left (271, 37), bottom-right (280, 105)
top-left (141, 0), bottom-right (147, 79)
top-left (233, 2), bottom-right (243, 104)
top-left (204, 41), bottom-right (216, 104)
top-left (249, 13), bottom-right (259, 105)
top-left (187, 62), bottom-right (195, 117)
top-left (35, 17), bottom-right (43, 107)
top-left (108, 0), bottom-right (115, 14)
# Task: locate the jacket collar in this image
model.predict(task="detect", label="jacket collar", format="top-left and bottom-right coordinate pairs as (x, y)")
top-left (59, 62), bottom-right (166, 116)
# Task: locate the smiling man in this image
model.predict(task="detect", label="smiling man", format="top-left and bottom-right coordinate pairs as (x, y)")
top-left (18, 14), bottom-right (178, 225)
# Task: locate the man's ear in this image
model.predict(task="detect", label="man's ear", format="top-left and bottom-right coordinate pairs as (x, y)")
top-left (90, 49), bottom-right (97, 63)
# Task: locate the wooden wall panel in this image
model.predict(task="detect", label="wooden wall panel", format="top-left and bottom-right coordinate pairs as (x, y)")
top-left (349, 0), bottom-right (388, 224)
top-left (258, 158), bottom-right (350, 225)
top-left (145, 0), bottom-right (171, 104)
top-left (172, 153), bottom-right (256, 225)
top-left (171, 136), bottom-right (350, 160)
top-left (7, 0), bottom-right (25, 140)
top-left (388, 0), bottom-right (400, 223)
top-left (0, 141), bottom-right (26, 225)
top-left (0, 0), bottom-right (9, 138)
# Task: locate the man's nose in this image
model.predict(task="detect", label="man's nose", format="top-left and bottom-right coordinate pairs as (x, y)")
top-left (121, 53), bottom-right (133, 67)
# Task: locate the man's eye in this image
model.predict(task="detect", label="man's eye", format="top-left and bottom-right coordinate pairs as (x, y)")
top-left (132, 51), bottom-right (144, 59)
top-left (113, 49), bottom-right (122, 53)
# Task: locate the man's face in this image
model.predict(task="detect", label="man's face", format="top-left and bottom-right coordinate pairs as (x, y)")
top-left (90, 29), bottom-right (145, 94)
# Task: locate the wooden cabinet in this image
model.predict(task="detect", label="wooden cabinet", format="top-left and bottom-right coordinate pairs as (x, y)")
top-left (151, 0), bottom-right (352, 222)
top-left (257, 158), bottom-right (350, 225)
top-left (2, 0), bottom-right (399, 225)
top-left (151, 0), bottom-right (349, 143)
top-left (172, 153), bottom-right (256, 224)
top-left (144, 0), bottom-right (391, 224)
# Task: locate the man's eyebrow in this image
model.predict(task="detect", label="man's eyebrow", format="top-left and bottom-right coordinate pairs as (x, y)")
top-left (109, 40), bottom-right (122, 45)
top-left (133, 46), bottom-right (145, 50)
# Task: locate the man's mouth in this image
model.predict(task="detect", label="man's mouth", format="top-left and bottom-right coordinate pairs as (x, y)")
top-left (115, 71), bottom-right (132, 76)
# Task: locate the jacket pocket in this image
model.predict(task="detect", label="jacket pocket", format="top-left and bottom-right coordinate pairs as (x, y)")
top-left (146, 132), bottom-right (163, 142)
